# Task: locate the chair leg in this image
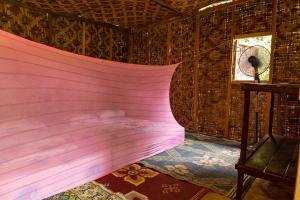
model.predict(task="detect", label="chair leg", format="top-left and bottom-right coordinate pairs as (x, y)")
top-left (236, 171), bottom-right (244, 200)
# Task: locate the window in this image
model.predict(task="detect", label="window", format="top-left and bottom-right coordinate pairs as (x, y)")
top-left (232, 35), bottom-right (272, 82)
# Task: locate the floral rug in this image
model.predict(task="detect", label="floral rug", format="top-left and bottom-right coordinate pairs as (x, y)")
top-left (139, 132), bottom-right (241, 197)
top-left (44, 181), bottom-right (127, 200)
top-left (46, 163), bottom-right (209, 200)
top-left (96, 163), bottom-right (209, 200)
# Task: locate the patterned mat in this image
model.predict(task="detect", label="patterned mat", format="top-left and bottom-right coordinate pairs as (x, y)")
top-left (44, 181), bottom-right (127, 200)
top-left (139, 133), bottom-right (241, 197)
top-left (46, 163), bottom-right (209, 200)
top-left (96, 163), bottom-right (209, 200)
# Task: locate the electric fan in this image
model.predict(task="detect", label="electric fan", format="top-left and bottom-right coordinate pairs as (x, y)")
top-left (238, 45), bottom-right (271, 143)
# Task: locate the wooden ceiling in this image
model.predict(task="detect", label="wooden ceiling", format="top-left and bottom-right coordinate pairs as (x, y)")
top-left (14, 0), bottom-right (225, 28)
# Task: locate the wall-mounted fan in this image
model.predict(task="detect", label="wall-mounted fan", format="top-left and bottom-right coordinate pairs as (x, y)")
top-left (238, 45), bottom-right (271, 143)
top-left (238, 45), bottom-right (271, 83)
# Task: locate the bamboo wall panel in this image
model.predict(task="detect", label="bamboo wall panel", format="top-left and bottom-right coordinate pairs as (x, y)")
top-left (197, 8), bottom-right (232, 137)
top-left (234, 0), bottom-right (273, 35)
top-left (148, 24), bottom-right (168, 65)
top-left (85, 23), bottom-right (110, 59)
top-left (169, 19), bottom-right (195, 130)
top-left (0, 3), bottom-right (49, 44)
top-left (0, 1), bottom-right (128, 62)
top-left (273, 0), bottom-right (300, 83)
top-left (272, 0), bottom-right (300, 136)
top-left (131, 0), bottom-right (299, 140)
top-left (51, 16), bottom-right (83, 54)
top-left (130, 18), bottom-right (196, 130)
top-left (131, 30), bottom-right (148, 64)
top-left (228, 89), bottom-right (268, 140)
top-left (170, 62), bottom-right (195, 130)
top-left (112, 28), bottom-right (128, 62)
top-left (169, 18), bottom-right (195, 63)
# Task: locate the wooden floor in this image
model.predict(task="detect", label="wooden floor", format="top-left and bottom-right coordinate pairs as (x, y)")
top-left (202, 178), bottom-right (295, 200)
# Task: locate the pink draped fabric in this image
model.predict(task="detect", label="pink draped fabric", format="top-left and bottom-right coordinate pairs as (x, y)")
top-left (0, 30), bottom-right (184, 200)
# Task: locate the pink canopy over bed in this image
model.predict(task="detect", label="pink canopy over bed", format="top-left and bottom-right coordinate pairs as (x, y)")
top-left (0, 30), bottom-right (184, 199)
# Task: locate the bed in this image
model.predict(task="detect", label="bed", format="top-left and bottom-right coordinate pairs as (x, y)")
top-left (0, 30), bottom-right (184, 200)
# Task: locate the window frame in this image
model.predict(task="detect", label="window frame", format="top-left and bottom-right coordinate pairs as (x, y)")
top-left (231, 32), bottom-right (273, 84)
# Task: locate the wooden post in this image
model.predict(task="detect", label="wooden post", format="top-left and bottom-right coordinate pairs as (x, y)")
top-left (265, 0), bottom-right (278, 135)
top-left (193, 14), bottom-right (200, 132)
top-left (240, 89), bottom-right (250, 163)
top-left (268, 92), bottom-right (274, 137)
top-left (82, 21), bottom-right (86, 55)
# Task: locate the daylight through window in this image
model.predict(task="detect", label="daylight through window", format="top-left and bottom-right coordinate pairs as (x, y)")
top-left (232, 35), bottom-right (272, 82)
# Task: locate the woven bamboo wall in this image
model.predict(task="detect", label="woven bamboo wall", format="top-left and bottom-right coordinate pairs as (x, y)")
top-left (272, 0), bottom-right (300, 136)
top-left (148, 24), bottom-right (168, 65)
top-left (131, 18), bottom-right (195, 130)
top-left (273, 0), bottom-right (300, 83)
top-left (51, 16), bottom-right (83, 54)
top-left (234, 0), bottom-right (273, 35)
top-left (0, 3), bottom-right (49, 44)
top-left (197, 7), bottom-right (232, 137)
top-left (0, 1), bottom-right (129, 61)
top-left (130, 0), bottom-right (300, 140)
top-left (112, 28), bottom-right (128, 62)
top-left (131, 29), bottom-right (149, 64)
top-left (169, 19), bottom-right (195, 130)
top-left (131, 18), bottom-right (196, 130)
top-left (85, 23), bottom-right (110, 59)
top-left (170, 61), bottom-right (195, 131)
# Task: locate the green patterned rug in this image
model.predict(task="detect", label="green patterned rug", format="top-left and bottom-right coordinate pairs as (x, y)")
top-left (45, 181), bottom-right (127, 200)
top-left (139, 132), bottom-right (241, 197)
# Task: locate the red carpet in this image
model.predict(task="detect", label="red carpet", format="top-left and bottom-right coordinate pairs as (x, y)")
top-left (95, 163), bottom-right (209, 200)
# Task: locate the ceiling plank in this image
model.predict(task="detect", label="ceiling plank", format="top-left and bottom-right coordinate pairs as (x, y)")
top-left (151, 0), bottom-right (182, 15)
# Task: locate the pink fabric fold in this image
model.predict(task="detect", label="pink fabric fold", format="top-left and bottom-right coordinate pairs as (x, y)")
top-left (0, 30), bottom-right (184, 200)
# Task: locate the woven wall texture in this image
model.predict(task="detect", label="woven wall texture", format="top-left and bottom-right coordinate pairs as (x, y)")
top-left (0, 2), bottom-right (129, 61)
top-left (131, 0), bottom-right (300, 140)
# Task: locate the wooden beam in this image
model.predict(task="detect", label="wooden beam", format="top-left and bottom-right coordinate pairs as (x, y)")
top-left (269, 0), bottom-right (278, 83)
top-left (152, 0), bottom-right (182, 14)
top-left (3, 0), bottom-right (128, 31)
top-left (82, 21), bottom-right (86, 55)
top-left (234, 32), bottom-right (273, 39)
